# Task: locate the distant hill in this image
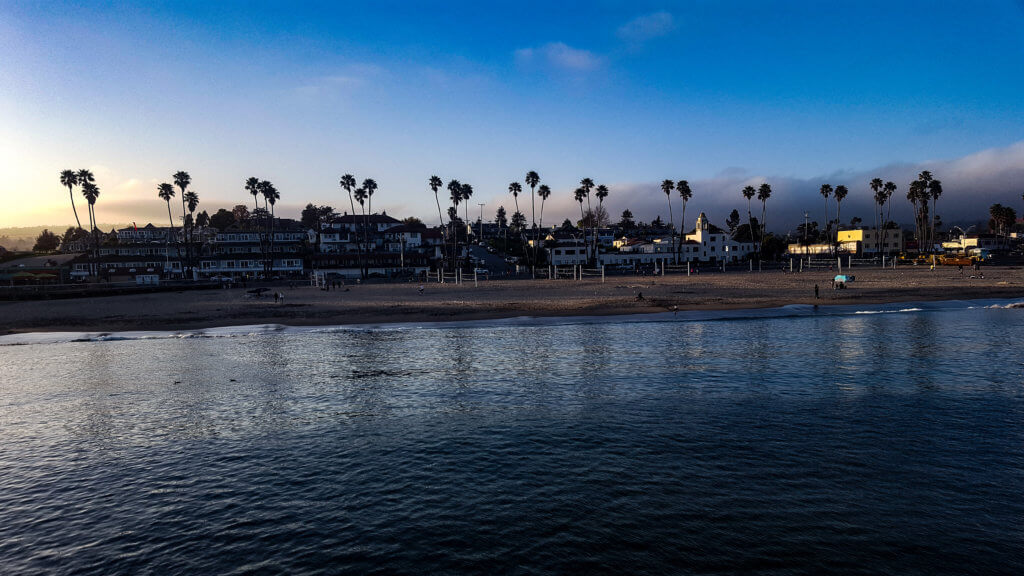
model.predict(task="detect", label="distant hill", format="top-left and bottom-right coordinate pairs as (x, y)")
top-left (0, 224), bottom-right (129, 252)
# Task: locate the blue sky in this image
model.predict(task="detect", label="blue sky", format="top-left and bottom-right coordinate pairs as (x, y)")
top-left (3, 1), bottom-right (1024, 230)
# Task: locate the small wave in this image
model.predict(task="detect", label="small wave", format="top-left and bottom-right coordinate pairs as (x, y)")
top-left (3, 299), bottom-right (1021, 347)
top-left (854, 307), bottom-right (924, 315)
top-left (985, 301), bottom-right (1024, 309)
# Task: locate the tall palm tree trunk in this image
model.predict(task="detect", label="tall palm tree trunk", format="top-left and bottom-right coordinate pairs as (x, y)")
top-left (166, 200), bottom-right (174, 274)
top-left (676, 201), bottom-right (686, 260)
top-left (667, 199), bottom-right (675, 264)
top-left (434, 193), bottom-right (445, 271)
top-left (270, 205), bottom-right (276, 278)
top-left (930, 197), bottom-right (937, 252)
top-left (579, 203), bottom-right (586, 265)
top-left (67, 185), bottom-right (82, 230)
top-left (362, 207), bottom-right (369, 279)
top-left (538, 200), bottom-right (546, 265)
top-left (823, 197), bottom-right (830, 257)
top-left (760, 202), bottom-right (767, 257)
top-left (530, 189), bottom-right (537, 265)
top-left (746, 199), bottom-right (753, 245)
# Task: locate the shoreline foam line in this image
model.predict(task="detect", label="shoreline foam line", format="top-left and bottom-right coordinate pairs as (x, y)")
top-left (2, 297), bottom-right (1022, 347)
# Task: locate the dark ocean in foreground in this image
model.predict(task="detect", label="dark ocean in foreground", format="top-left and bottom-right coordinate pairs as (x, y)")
top-left (2, 300), bottom-right (1023, 575)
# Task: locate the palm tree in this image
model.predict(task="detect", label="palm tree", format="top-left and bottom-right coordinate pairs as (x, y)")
top-left (592, 184), bottom-right (609, 264)
top-left (508, 181), bottom-right (523, 260)
top-left (741, 185), bottom-right (756, 242)
top-left (508, 181), bottom-right (522, 236)
top-left (60, 170), bottom-right (82, 230)
top-left (184, 190), bottom-right (199, 278)
top-left (81, 181), bottom-right (101, 273)
top-left (661, 179), bottom-right (675, 263)
top-left (429, 175), bottom-right (446, 269)
top-left (676, 180), bottom-right (692, 262)
top-left (537, 184), bottom-right (552, 265)
top-left (363, 179), bottom-right (378, 275)
top-left (429, 175), bottom-right (445, 225)
top-left (908, 179), bottom-right (926, 251)
top-left (460, 182), bottom-right (473, 235)
top-left (173, 171), bottom-right (192, 277)
top-left (158, 183), bottom-right (176, 231)
top-left (76, 168), bottom-right (95, 190)
top-left (338, 174), bottom-right (359, 268)
top-left (883, 181), bottom-right (897, 259)
top-left (580, 178), bottom-right (595, 263)
top-left (580, 177), bottom-right (595, 223)
top-left (258, 180), bottom-right (279, 276)
top-left (819, 184), bottom-right (833, 254)
top-left (870, 178), bottom-right (884, 258)
top-left (363, 178), bottom-right (378, 214)
top-left (354, 185), bottom-right (369, 279)
top-left (449, 179), bottom-right (463, 267)
top-left (526, 171), bottom-right (540, 252)
top-left (76, 168), bottom-right (96, 249)
top-left (158, 183), bottom-right (175, 274)
top-left (339, 174), bottom-right (359, 276)
top-left (757, 183), bottom-right (772, 253)
top-left (916, 171), bottom-right (934, 250)
top-left (928, 179), bottom-right (943, 251)
top-left (244, 177), bottom-right (259, 211)
top-left (173, 171), bottom-right (191, 224)
top-left (833, 185), bottom-right (848, 229)
top-left (574, 187), bottom-right (587, 257)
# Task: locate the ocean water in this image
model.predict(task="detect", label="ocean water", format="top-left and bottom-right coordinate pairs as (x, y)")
top-left (1, 300), bottom-right (1023, 574)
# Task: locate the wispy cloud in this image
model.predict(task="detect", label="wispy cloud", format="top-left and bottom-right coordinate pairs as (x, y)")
top-left (515, 42), bottom-right (601, 71)
top-left (617, 11), bottom-right (676, 43)
top-left (293, 64), bottom-right (387, 100)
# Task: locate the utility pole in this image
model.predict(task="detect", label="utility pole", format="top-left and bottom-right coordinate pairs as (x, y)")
top-left (803, 211), bottom-right (809, 243)
top-left (478, 203), bottom-right (485, 243)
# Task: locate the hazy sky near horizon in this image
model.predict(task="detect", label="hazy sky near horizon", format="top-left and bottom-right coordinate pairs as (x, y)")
top-left (3, 1), bottom-right (1024, 231)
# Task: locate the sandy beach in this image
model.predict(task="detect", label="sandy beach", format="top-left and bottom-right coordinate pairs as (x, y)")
top-left (2, 266), bottom-right (1022, 335)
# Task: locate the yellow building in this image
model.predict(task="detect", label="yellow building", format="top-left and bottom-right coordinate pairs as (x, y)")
top-left (836, 228), bottom-right (903, 255)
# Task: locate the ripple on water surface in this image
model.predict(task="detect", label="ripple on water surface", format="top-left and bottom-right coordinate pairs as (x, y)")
top-left (1, 303), bottom-right (1023, 574)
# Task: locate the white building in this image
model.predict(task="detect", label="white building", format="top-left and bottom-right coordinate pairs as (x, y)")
top-left (683, 213), bottom-right (759, 262)
top-left (546, 213), bottom-right (758, 268)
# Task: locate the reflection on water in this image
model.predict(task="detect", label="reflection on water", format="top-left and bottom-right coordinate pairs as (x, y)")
top-left (1, 305), bottom-right (1023, 574)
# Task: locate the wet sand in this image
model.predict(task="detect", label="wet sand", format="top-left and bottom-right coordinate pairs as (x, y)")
top-left (2, 266), bottom-right (1022, 335)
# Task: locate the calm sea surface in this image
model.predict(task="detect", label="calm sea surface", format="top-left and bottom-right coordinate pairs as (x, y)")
top-left (2, 301), bottom-right (1023, 575)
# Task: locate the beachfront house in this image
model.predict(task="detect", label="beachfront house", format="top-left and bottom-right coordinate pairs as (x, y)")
top-left (309, 214), bottom-right (438, 280)
top-left (682, 212), bottom-right (759, 263)
top-left (547, 213), bottom-right (758, 268)
top-left (836, 228), bottom-right (904, 256)
top-left (197, 219), bottom-right (307, 279)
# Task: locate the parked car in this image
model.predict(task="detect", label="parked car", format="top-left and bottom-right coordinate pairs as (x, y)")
top-left (473, 268), bottom-right (489, 275)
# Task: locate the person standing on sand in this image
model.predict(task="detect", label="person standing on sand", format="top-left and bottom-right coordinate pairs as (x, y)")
top-left (814, 284), bottom-right (819, 299)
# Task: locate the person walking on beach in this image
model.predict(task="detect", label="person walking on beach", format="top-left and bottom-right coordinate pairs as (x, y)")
top-left (814, 284), bottom-right (819, 299)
